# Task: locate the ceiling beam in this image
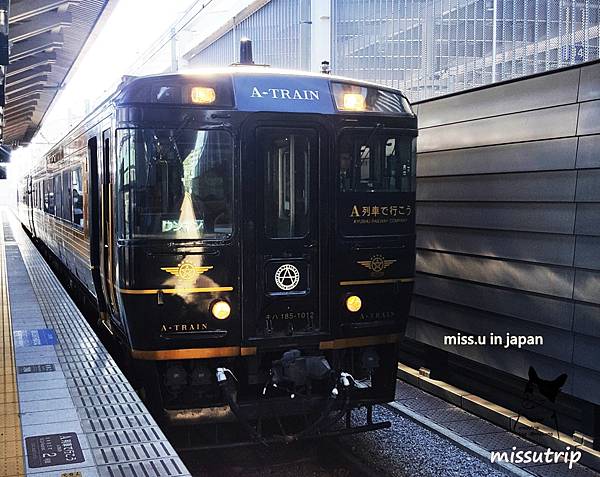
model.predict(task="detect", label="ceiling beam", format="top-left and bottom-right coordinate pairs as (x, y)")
top-left (9, 11), bottom-right (72, 42)
top-left (4, 98), bottom-right (38, 113)
top-left (4, 128), bottom-right (29, 141)
top-left (5, 107), bottom-right (35, 121)
top-left (6, 85), bottom-right (44, 103)
top-left (10, 0), bottom-right (79, 24)
top-left (5, 104), bottom-right (36, 116)
top-left (4, 111), bottom-right (34, 124)
top-left (10, 32), bottom-right (64, 62)
top-left (4, 116), bottom-right (32, 128)
top-left (7, 52), bottom-right (57, 76)
top-left (4, 64), bottom-right (51, 86)
top-left (5, 75), bottom-right (48, 94)
top-left (3, 93), bottom-right (41, 106)
top-left (4, 119), bottom-right (30, 130)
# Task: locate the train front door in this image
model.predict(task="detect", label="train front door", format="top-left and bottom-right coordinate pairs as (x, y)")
top-left (28, 176), bottom-right (35, 236)
top-left (99, 128), bottom-right (118, 324)
top-left (243, 123), bottom-right (327, 343)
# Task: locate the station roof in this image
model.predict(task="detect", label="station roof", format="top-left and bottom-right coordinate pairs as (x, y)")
top-left (4, 0), bottom-right (117, 148)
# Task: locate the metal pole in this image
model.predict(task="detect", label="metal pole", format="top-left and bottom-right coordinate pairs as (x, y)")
top-left (492, 0), bottom-right (497, 82)
top-left (289, 135), bottom-right (295, 236)
top-left (170, 27), bottom-right (178, 72)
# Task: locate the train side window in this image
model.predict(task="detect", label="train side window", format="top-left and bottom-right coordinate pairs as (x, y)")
top-left (62, 170), bottom-right (72, 221)
top-left (44, 179), bottom-right (55, 215)
top-left (72, 167), bottom-right (84, 228)
top-left (116, 130), bottom-right (133, 239)
top-left (53, 174), bottom-right (62, 218)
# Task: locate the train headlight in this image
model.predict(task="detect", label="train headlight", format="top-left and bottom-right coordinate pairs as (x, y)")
top-left (211, 300), bottom-right (231, 320)
top-left (342, 93), bottom-right (366, 111)
top-left (345, 295), bottom-right (362, 313)
top-left (191, 86), bottom-right (216, 104)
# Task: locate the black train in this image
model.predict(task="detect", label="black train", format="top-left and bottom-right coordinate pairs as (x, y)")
top-left (18, 45), bottom-right (417, 441)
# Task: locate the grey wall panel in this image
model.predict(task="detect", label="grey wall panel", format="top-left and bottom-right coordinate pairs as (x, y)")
top-left (417, 202), bottom-right (576, 234)
top-left (574, 204), bottom-right (600, 236)
top-left (575, 170), bottom-right (600, 202)
top-left (407, 317), bottom-right (566, 386)
top-left (576, 135), bottom-right (600, 169)
top-left (578, 63), bottom-right (600, 102)
top-left (418, 104), bottom-right (578, 153)
top-left (572, 335), bottom-right (600, 372)
top-left (416, 226), bottom-right (575, 266)
top-left (414, 274), bottom-right (574, 330)
top-left (404, 317), bottom-right (458, 354)
top-left (573, 270), bottom-right (600, 305)
top-left (411, 63), bottom-right (600, 406)
top-left (574, 303), bottom-right (600, 338)
top-left (577, 100), bottom-right (600, 136)
top-left (417, 69), bottom-right (580, 129)
top-left (417, 171), bottom-right (577, 202)
top-left (417, 250), bottom-right (575, 298)
top-left (412, 297), bottom-right (574, 362)
top-left (572, 369), bottom-right (600, 406)
top-left (574, 236), bottom-right (600, 271)
top-left (417, 138), bottom-right (577, 177)
top-left (410, 317), bottom-right (577, 397)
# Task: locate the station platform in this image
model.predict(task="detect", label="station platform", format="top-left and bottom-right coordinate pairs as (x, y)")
top-left (392, 365), bottom-right (600, 477)
top-left (0, 209), bottom-right (191, 477)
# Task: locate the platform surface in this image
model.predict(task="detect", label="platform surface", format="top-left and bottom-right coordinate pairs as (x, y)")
top-left (394, 367), bottom-right (600, 477)
top-left (0, 209), bottom-right (191, 477)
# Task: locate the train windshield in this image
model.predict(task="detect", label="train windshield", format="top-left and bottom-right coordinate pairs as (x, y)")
top-left (117, 129), bottom-right (233, 240)
top-left (338, 132), bottom-right (414, 193)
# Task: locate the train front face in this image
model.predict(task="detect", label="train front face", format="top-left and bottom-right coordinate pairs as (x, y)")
top-left (113, 70), bottom-right (417, 423)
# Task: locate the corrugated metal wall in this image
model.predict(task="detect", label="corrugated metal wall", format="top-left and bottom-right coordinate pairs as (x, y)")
top-left (409, 60), bottom-right (600, 405)
top-left (186, 0), bottom-right (311, 70)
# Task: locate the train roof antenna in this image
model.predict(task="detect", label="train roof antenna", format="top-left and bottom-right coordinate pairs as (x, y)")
top-left (239, 38), bottom-right (254, 65)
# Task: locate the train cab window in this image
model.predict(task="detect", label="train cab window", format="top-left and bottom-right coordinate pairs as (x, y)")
top-left (261, 131), bottom-right (314, 238)
top-left (117, 129), bottom-right (233, 240)
top-left (339, 132), bottom-right (415, 193)
top-left (72, 167), bottom-right (84, 228)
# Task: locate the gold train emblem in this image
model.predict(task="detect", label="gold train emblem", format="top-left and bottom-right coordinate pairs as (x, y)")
top-left (161, 262), bottom-right (213, 281)
top-left (357, 255), bottom-right (396, 277)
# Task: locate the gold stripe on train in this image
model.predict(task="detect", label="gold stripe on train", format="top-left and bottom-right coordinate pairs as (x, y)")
top-left (339, 278), bottom-right (415, 286)
top-left (132, 346), bottom-right (257, 360)
top-left (319, 334), bottom-right (401, 350)
top-left (131, 335), bottom-right (400, 361)
top-left (118, 286), bottom-right (234, 295)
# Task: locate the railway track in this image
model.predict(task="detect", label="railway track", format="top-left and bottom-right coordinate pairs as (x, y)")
top-left (175, 436), bottom-right (377, 477)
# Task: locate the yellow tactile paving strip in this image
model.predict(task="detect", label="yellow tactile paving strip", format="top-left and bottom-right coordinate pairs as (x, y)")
top-left (0, 215), bottom-right (25, 477)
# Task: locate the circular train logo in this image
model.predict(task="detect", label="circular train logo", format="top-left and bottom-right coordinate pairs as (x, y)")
top-left (274, 264), bottom-right (300, 291)
top-left (178, 262), bottom-right (197, 281)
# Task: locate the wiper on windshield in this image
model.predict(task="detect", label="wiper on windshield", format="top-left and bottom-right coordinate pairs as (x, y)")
top-left (169, 113), bottom-right (195, 161)
top-left (360, 122), bottom-right (383, 162)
